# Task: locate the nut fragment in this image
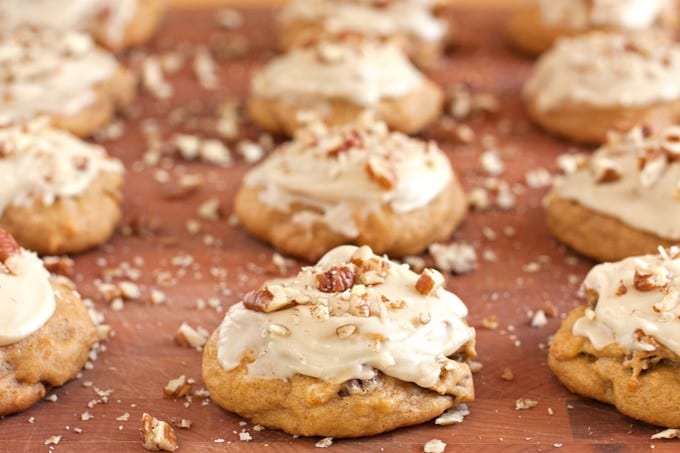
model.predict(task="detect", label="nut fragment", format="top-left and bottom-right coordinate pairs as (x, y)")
top-left (317, 265), bottom-right (356, 293)
top-left (163, 375), bottom-right (194, 398)
top-left (365, 157), bottom-right (396, 189)
top-left (243, 288), bottom-right (274, 312)
top-left (0, 229), bottom-right (20, 263)
top-left (634, 267), bottom-right (670, 291)
top-left (174, 322), bottom-right (208, 349)
top-left (140, 413), bottom-right (179, 452)
top-left (415, 268), bottom-right (445, 296)
top-left (335, 324), bottom-right (357, 338)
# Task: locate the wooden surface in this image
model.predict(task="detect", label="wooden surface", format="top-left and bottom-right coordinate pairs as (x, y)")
top-left (170, 0), bottom-right (525, 9)
top-left (1, 6), bottom-right (679, 453)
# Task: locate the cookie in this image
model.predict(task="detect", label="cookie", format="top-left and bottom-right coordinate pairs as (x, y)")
top-left (506, 0), bottom-right (677, 57)
top-left (523, 32), bottom-right (680, 144)
top-left (235, 117), bottom-right (466, 261)
top-left (202, 244), bottom-right (476, 437)
top-left (0, 28), bottom-right (135, 137)
top-left (247, 39), bottom-right (443, 136)
top-left (544, 125), bottom-right (680, 262)
top-left (277, 0), bottom-right (449, 68)
top-left (0, 230), bottom-right (98, 416)
top-left (548, 248), bottom-right (680, 428)
top-left (0, 119), bottom-right (124, 255)
top-left (0, 0), bottom-right (166, 51)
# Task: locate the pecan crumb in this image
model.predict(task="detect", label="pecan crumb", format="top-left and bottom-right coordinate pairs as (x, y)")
top-left (616, 281), bottom-right (627, 296)
top-left (163, 375), bottom-right (194, 398)
top-left (242, 288), bottom-right (274, 312)
top-left (140, 413), bottom-right (178, 452)
top-left (415, 268), bottom-right (445, 296)
top-left (0, 229), bottom-right (20, 263)
top-left (500, 368), bottom-right (514, 381)
top-left (317, 265), bottom-right (356, 293)
top-left (365, 157), bottom-right (396, 189)
top-left (515, 398), bottom-right (538, 410)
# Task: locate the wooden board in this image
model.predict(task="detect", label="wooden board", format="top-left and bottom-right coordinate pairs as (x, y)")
top-left (1, 7), bottom-right (678, 452)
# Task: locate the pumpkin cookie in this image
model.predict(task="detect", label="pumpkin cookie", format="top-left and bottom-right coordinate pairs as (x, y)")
top-left (203, 244), bottom-right (476, 437)
top-left (507, 0), bottom-right (677, 57)
top-left (549, 247), bottom-right (680, 428)
top-left (0, 229), bottom-right (98, 417)
top-left (277, 0), bottom-right (450, 67)
top-left (0, 27), bottom-right (135, 137)
top-left (247, 39), bottom-right (443, 136)
top-left (0, 119), bottom-right (124, 255)
top-left (523, 32), bottom-right (680, 144)
top-left (0, 0), bottom-right (166, 51)
top-left (234, 116), bottom-right (466, 261)
top-left (545, 125), bottom-right (680, 262)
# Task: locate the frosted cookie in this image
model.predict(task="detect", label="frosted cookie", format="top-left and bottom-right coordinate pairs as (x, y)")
top-left (203, 245), bottom-right (476, 437)
top-left (549, 247), bottom-right (680, 428)
top-left (247, 40), bottom-right (443, 136)
top-left (234, 117), bottom-right (466, 261)
top-left (277, 0), bottom-right (449, 68)
top-left (0, 28), bottom-right (135, 137)
top-left (507, 0), bottom-right (677, 57)
top-left (0, 119), bottom-right (124, 255)
top-left (0, 0), bottom-right (166, 51)
top-left (0, 229), bottom-right (97, 416)
top-left (523, 32), bottom-right (680, 144)
top-left (545, 125), bottom-right (680, 262)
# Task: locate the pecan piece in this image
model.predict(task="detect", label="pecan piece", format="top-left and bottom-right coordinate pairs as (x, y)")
top-left (0, 229), bottom-right (19, 263)
top-left (242, 287), bottom-right (274, 312)
top-left (365, 157), bottom-right (396, 189)
top-left (317, 265), bottom-right (356, 292)
top-left (415, 268), bottom-right (445, 296)
top-left (140, 413), bottom-right (178, 452)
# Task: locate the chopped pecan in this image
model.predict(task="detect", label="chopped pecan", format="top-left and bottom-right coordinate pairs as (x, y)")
top-left (317, 265), bottom-right (356, 293)
top-left (365, 157), bottom-right (396, 190)
top-left (242, 287), bottom-right (274, 312)
top-left (327, 130), bottom-right (363, 158)
top-left (415, 268), bottom-right (445, 296)
top-left (616, 281), bottom-right (627, 296)
top-left (140, 413), bottom-right (178, 452)
top-left (0, 229), bottom-right (19, 263)
top-left (634, 268), bottom-right (669, 291)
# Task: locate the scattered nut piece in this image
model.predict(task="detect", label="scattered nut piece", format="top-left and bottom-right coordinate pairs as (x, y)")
top-left (315, 437), bottom-right (334, 448)
top-left (651, 428), bottom-right (680, 439)
top-left (515, 398), bottom-right (538, 410)
top-left (424, 438), bottom-right (447, 453)
top-left (500, 368), bottom-right (514, 381)
top-left (164, 375), bottom-right (194, 398)
top-left (415, 268), bottom-right (445, 296)
top-left (429, 242), bottom-right (478, 274)
top-left (530, 309), bottom-right (547, 328)
top-left (175, 322), bottom-right (208, 349)
top-left (434, 404), bottom-right (470, 425)
top-left (44, 436), bottom-right (61, 446)
top-left (140, 413), bottom-right (179, 452)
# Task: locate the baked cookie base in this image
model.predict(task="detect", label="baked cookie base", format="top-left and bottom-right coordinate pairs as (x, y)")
top-left (524, 95), bottom-right (680, 145)
top-left (544, 192), bottom-right (675, 262)
top-left (276, 19), bottom-right (446, 69)
top-left (235, 178), bottom-right (466, 262)
top-left (0, 277), bottom-right (97, 417)
top-left (247, 79), bottom-right (444, 136)
top-left (202, 331), bottom-right (473, 437)
top-left (0, 171), bottom-right (123, 255)
top-left (549, 306), bottom-right (680, 428)
top-left (52, 68), bottom-right (136, 138)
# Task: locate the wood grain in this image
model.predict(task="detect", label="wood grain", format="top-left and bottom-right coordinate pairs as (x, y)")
top-left (1, 5), bottom-right (678, 453)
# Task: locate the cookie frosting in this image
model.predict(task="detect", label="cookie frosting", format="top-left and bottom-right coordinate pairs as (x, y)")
top-left (250, 40), bottom-right (424, 106)
top-left (0, 119), bottom-right (124, 215)
top-left (280, 0), bottom-right (446, 43)
top-left (216, 245), bottom-right (475, 389)
top-left (551, 125), bottom-right (680, 240)
top-left (242, 117), bottom-right (454, 238)
top-left (0, 248), bottom-right (56, 346)
top-left (537, 0), bottom-right (671, 30)
top-left (0, 28), bottom-right (119, 122)
top-left (573, 247), bottom-right (680, 356)
top-left (524, 32), bottom-right (680, 111)
top-left (0, 0), bottom-right (138, 48)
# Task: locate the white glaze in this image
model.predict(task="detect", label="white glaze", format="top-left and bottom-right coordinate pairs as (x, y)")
top-left (552, 125), bottom-right (680, 240)
top-left (0, 28), bottom-right (120, 122)
top-left (0, 249), bottom-right (56, 346)
top-left (524, 32), bottom-right (680, 111)
top-left (242, 118), bottom-right (454, 238)
top-left (217, 245), bottom-right (475, 389)
top-left (250, 40), bottom-right (424, 106)
top-left (280, 0), bottom-right (446, 42)
top-left (537, 0), bottom-right (670, 30)
top-left (0, 119), bottom-right (124, 214)
top-left (573, 249), bottom-right (680, 356)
